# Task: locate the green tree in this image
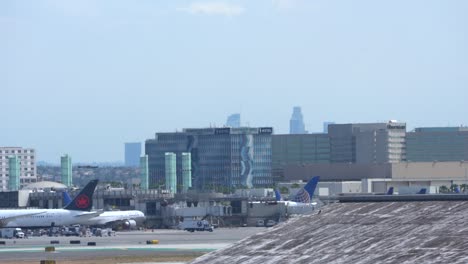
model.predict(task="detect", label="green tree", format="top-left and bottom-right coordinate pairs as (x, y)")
top-left (291, 183), bottom-right (300, 188)
top-left (460, 184), bottom-right (468, 192)
top-left (439, 185), bottom-right (449, 193)
top-left (279, 186), bottom-right (289, 194)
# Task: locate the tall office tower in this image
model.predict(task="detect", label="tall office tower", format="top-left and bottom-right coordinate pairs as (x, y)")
top-left (165, 153), bottom-right (177, 193)
top-left (181, 152), bottom-right (192, 192)
top-left (140, 155), bottom-right (149, 190)
top-left (289, 107), bottom-right (306, 134)
top-left (323, 122), bottom-right (335, 133)
top-left (146, 127), bottom-right (273, 190)
top-left (0, 147), bottom-right (37, 191)
top-left (328, 121), bottom-right (406, 164)
top-left (8, 156), bottom-right (20, 191)
top-left (406, 127), bottom-right (468, 162)
top-left (226, 113), bottom-right (241, 128)
top-left (125, 143), bottom-right (141, 167)
top-left (61, 154), bottom-right (72, 187)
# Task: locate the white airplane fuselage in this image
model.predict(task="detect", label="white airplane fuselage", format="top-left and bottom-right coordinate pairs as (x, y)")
top-left (78, 210), bottom-right (145, 226)
top-left (0, 209), bottom-right (95, 228)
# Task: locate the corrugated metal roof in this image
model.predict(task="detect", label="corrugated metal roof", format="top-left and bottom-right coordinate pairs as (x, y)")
top-left (190, 201), bottom-right (468, 264)
top-left (22, 181), bottom-right (67, 190)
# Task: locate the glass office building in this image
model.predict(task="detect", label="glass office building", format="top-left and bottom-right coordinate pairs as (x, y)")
top-left (146, 127), bottom-right (273, 190)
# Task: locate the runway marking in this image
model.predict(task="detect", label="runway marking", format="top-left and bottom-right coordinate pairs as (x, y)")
top-left (0, 244), bottom-right (227, 253)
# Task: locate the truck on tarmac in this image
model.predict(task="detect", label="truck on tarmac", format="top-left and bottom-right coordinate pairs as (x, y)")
top-left (0, 228), bottom-right (25, 239)
top-left (179, 219), bottom-right (214, 232)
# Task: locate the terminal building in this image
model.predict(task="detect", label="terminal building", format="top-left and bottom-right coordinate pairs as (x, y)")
top-left (145, 127), bottom-right (273, 191)
top-left (0, 147), bottom-right (37, 191)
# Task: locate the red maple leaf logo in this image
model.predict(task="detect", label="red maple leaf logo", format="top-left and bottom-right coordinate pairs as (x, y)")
top-left (75, 194), bottom-right (90, 209)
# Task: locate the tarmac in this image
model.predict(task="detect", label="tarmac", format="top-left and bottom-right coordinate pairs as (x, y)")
top-left (0, 227), bottom-right (265, 263)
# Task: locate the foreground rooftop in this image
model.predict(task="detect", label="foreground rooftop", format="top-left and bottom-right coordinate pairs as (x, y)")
top-left (191, 201), bottom-right (468, 264)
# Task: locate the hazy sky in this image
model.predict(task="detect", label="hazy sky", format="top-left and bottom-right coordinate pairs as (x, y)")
top-left (1, 0), bottom-right (467, 163)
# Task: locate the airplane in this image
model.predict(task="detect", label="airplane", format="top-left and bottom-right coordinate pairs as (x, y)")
top-left (275, 176), bottom-right (320, 206)
top-left (63, 190), bottom-right (145, 229)
top-left (0, 180), bottom-right (100, 228)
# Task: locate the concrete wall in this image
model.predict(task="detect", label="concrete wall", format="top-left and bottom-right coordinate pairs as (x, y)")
top-left (284, 163), bottom-right (392, 182)
top-left (392, 162), bottom-right (468, 181)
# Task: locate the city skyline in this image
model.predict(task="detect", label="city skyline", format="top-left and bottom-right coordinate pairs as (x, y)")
top-left (2, 1), bottom-right (467, 162)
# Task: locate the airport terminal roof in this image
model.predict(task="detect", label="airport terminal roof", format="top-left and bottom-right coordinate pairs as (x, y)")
top-left (22, 181), bottom-right (67, 190)
top-left (191, 201), bottom-right (468, 264)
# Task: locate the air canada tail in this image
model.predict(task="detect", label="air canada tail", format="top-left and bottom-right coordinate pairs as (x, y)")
top-left (64, 179), bottom-right (98, 211)
top-left (387, 187), bottom-right (394, 195)
top-left (274, 189), bottom-right (282, 201)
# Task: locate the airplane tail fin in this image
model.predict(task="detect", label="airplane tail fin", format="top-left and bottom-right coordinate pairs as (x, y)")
top-left (386, 187), bottom-right (394, 195)
top-left (64, 180), bottom-right (98, 211)
top-left (455, 187), bottom-right (461, 193)
top-left (62, 191), bottom-right (72, 206)
top-left (303, 176), bottom-right (320, 198)
top-left (417, 188), bottom-right (427, 194)
top-left (274, 189), bottom-right (282, 201)
top-left (292, 176), bottom-right (320, 204)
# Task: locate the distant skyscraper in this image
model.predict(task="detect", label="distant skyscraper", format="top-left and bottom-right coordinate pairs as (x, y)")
top-left (323, 122), bottom-right (335, 133)
top-left (125, 143), bottom-right (141, 167)
top-left (61, 154), bottom-right (72, 187)
top-left (289, 107), bottom-right (306, 134)
top-left (226, 113), bottom-right (241, 128)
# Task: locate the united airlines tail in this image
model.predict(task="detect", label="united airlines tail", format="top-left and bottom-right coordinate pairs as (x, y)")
top-left (64, 179), bottom-right (98, 211)
top-left (303, 176), bottom-right (320, 198)
top-left (387, 187), bottom-right (394, 195)
top-left (292, 176), bottom-right (320, 203)
top-left (417, 188), bottom-right (427, 194)
top-left (274, 189), bottom-right (282, 201)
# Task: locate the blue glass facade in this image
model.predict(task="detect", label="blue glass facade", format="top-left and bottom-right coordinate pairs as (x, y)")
top-left (145, 127), bottom-right (273, 190)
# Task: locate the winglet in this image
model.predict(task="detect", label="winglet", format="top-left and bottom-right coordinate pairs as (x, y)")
top-left (62, 191), bottom-right (72, 207)
top-left (386, 187), bottom-right (394, 195)
top-left (64, 180), bottom-right (98, 211)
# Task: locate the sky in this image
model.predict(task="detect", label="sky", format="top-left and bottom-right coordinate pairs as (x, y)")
top-left (1, 0), bottom-right (467, 163)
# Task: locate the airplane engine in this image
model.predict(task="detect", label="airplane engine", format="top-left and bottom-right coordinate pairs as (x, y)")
top-left (124, 220), bottom-right (137, 229)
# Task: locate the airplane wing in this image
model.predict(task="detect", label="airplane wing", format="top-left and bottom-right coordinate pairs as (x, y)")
top-left (74, 210), bottom-right (103, 219)
top-left (0, 211), bottom-right (46, 227)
